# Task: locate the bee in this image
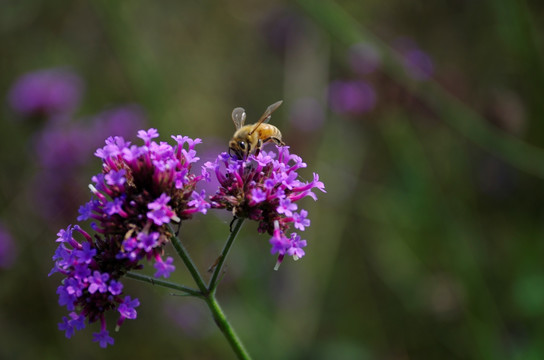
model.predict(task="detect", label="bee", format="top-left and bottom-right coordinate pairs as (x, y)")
top-left (229, 100), bottom-right (285, 159)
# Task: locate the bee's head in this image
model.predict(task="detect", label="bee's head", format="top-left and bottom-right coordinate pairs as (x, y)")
top-left (228, 139), bottom-right (248, 159)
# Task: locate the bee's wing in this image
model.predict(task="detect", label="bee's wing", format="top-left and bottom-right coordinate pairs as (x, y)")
top-left (249, 100), bottom-right (283, 135)
top-left (231, 107), bottom-right (246, 130)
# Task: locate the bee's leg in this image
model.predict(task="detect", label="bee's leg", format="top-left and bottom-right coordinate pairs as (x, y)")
top-left (263, 137), bottom-right (285, 146)
top-left (254, 139), bottom-right (262, 156)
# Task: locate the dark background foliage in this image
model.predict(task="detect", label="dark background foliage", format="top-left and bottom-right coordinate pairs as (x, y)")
top-left (2, 1), bottom-right (544, 359)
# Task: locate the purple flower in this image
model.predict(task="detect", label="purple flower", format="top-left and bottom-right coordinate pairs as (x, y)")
top-left (104, 197), bottom-right (127, 216)
top-left (328, 80), bottom-right (376, 116)
top-left (147, 194), bottom-right (178, 225)
top-left (105, 169), bottom-right (126, 186)
top-left (58, 312), bottom-right (86, 339)
top-left (402, 49), bottom-right (434, 80)
top-left (51, 129), bottom-right (208, 346)
top-left (93, 329), bottom-right (114, 348)
top-left (118, 296), bottom-right (140, 321)
top-left (137, 128), bottom-right (159, 144)
top-left (88, 271), bottom-right (110, 294)
top-left (394, 37), bottom-right (434, 81)
top-left (250, 188), bottom-right (267, 205)
top-left (154, 256), bottom-right (175, 278)
top-left (207, 146), bottom-right (325, 268)
top-left (56, 225), bottom-right (74, 244)
top-left (292, 209), bottom-right (310, 231)
top-left (137, 232), bottom-right (159, 252)
top-left (269, 221), bottom-right (291, 256)
top-left (8, 67), bottom-right (83, 119)
top-left (34, 124), bottom-right (91, 169)
top-left (187, 190), bottom-right (210, 215)
top-left (0, 223), bottom-right (17, 269)
top-left (108, 280), bottom-right (123, 295)
top-left (277, 198), bottom-right (297, 216)
top-left (77, 201), bottom-right (95, 221)
top-left (286, 233), bottom-right (307, 260)
top-left (116, 296), bottom-right (140, 329)
top-left (269, 222), bottom-right (308, 270)
top-left (58, 316), bottom-right (75, 339)
top-left (74, 242), bottom-right (96, 264)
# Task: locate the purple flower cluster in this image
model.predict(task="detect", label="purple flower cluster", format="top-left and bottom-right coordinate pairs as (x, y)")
top-left (50, 129), bottom-right (209, 347)
top-left (205, 146), bottom-right (325, 269)
top-left (8, 67), bottom-right (83, 119)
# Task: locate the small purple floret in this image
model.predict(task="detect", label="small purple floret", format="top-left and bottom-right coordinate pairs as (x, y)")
top-left (154, 256), bottom-right (175, 278)
top-left (93, 329), bottom-right (114, 348)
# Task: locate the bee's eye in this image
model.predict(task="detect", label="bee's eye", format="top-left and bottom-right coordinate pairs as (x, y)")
top-left (238, 141), bottom-right (246, 150)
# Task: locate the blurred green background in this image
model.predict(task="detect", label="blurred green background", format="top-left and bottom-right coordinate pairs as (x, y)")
top-left (2, 0), bottom-right (544, 359)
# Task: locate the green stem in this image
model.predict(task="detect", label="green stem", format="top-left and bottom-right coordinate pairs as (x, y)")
top-left (167, 224), bottom-right (208, 293)
top-left (126, 271), bottom-right (202, 297)
top-left (166, 223), bottom-right (251, 359)
top-left (205, 294), bottom-right (252, 360)
top-left (208, 218), bottom-right (245, 293)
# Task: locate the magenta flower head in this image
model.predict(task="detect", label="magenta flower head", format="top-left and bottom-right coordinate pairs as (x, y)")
top-left (205, 146), bottom-right (325, 269)
top-left (50, 128), bottom-right (209, 347)
top-left (8, 67), bottom-right (83, 119)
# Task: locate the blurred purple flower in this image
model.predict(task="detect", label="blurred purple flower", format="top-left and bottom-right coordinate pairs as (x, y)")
top-left (35, 105), bottom-right (146, 170)
top-left (33, 105), bottom-right (147, 222)
top-left (8, 68), bottom-right (84, 119)
top-left (35, 125), bottom-right (91, 169)
top-left (328, 80), bottom-right (376, 115)
top-left (394, 37), bottom-right (434, 81)
top-left (0, 223), bottom-right (16, 269)
top-left (288, 97), bottom-right (325, 132)
top-left (89, 105), bottom-right (147, 141)
top-left (348, 42), bottom-right (381, 75)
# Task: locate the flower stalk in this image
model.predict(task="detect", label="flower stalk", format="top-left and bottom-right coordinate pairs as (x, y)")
top-left (125, 271), bottom-right (202, 297)
top-left (169, 220), bottom-right (250, 359)
top-left (205, 293), bottom-right (251, 360)
top-left (208, 217), bottom-right (245, 293)
top-left (130, 219), bottom-right (251, 360)
top-left (167, 224), bottom-right (208, 293)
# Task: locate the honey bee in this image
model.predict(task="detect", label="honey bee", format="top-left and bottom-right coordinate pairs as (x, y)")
top-left (229, 100), bottom-right (285, 159)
